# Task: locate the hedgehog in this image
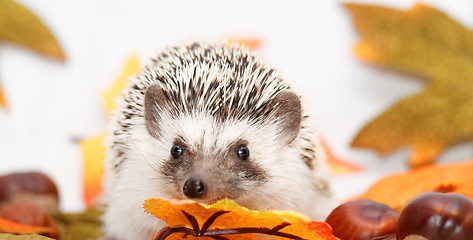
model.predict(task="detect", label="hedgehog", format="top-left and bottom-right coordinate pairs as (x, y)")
top-left (102, 42), bottom-right (333, 240)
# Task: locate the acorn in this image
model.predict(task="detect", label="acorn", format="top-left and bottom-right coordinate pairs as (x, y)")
top-left (325, 199), bottom-right (399, 240)
top-left (0, 172), bottom-right (59, 213)
top-left (397, 192), bottom-right (473, 240)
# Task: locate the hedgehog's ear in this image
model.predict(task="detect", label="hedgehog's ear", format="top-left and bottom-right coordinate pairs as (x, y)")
top-left (273, 91), bottom-right (302, 144)
top-left (144, 83), bottom-right (169, 138)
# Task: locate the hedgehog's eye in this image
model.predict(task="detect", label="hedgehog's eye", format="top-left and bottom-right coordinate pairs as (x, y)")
top-left (237, 145), bottom-right (250, 161)
top-left (171, 144), bottom-right (183, 159)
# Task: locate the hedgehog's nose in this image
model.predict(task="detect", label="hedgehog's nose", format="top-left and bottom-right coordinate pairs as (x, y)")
top-left (183, 177), bottom-right (206, 198)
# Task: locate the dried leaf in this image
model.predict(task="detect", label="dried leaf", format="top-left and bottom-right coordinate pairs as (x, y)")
top-left (0, 201), bottom-right (59, 239)
top-left (80, 133), bottom-right (106, 207)
top-left (0, 0), bottom-right (65, 60)
top-left (144, 198), bottom-right (339, 240)
top-left (0, 217), bottom-right (54, 236)
top-left (346, 3), bottom-right (473, 167)
top-left (321, 138), bottom-right (362, 174)
top-left (0, 84), bottom-right (6, 108)
top-left (81, 56), bottom-right (141, 207)
top-left (355, 159), bottom-right (473, 213)
top-left (102, 56), bottom-right (140, 116)
top-left (224, 37), bottom-right (262, 51)
top-left (0, 0), bottom-right (65, 109)
top-left (0, 233), bottom-right (54, 240)
top-left (53, 206), bottom-right (104, 240)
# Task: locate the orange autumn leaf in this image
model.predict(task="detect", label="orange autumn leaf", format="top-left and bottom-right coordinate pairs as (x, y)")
top-left (0, 217), bottom-right (54, 236)
top-left (82, 56), bottom-right (140, 206)
top-left (345, 3), bottom-right (473, 167)
top-left (224, 37), bottom-right (262, 51)
top-left (102, 56), bottom-right (141, 116)
top-left (356, 159), bottom-right (473, 213)
top-left (0, 84), bottom-right (6, 108)
top-left (320, 138), bottom-right (362, 174)
top-left (80, 133), bottom-right (106, 207)
top-left (144, 198), bottom-right (339, 240)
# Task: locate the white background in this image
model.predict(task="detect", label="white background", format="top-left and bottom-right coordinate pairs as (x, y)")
top-left (1, 0), bottom-right (472, 212)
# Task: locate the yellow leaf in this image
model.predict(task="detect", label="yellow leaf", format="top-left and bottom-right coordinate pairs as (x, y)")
top-left (0, 0), bottom-right (65, 60)
top-left (0, 0), bottom-right (65, 109)
top-left (346, 3), bottom-right (473, 167)
top-left (102, 56), bottom-right (140, 116)
top-left (80, 133), bottom-right (106, 207)
top-left (144, 198), bottom-right (340, 240)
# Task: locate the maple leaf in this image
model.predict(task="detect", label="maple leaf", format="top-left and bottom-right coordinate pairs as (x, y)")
top-left (102, 55), bottom-right (140, 116)
top-left (223, 37), bottom-right (262, 51)
top-left (80, 133), bottom-right (106, 207)
top-left (0, 84), bottom-right (6, 107)
top-left (144, 198), bottom-right (340, 240)
top-left (345, 3), bottom-right (473, 167)
top-left (53, 206), bottom-right (104, 240)
top-left (0, 0), bottom-right (65, 60)
top-left (0, 0), bottom-right (65, 108)
top-left (320, 138), bottom-right (362, 174)
top-left (0, 217), bottom-right (54, 236)
top-left (356, 159), bottom-right (473, 213)
top-left (0, 234), bottom-right (54, 240)
top-left (81, 56), bottom-right (140, 207)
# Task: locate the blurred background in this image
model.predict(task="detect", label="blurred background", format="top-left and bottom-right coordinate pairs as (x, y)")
top-left (1, 0), bottom-right (472, 212)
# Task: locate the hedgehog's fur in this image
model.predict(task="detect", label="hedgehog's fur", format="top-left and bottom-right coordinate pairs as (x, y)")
top-left (103, 42), bottom-right (332, 240)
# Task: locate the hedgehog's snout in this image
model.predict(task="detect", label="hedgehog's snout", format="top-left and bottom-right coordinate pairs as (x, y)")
top-left (183, 177), bottom-right (206, 199)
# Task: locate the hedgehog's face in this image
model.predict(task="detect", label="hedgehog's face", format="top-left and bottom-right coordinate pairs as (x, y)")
top-left (151, 116), bottom-right (271, 204)
top-left (143, 83), bottom-right (308, 210)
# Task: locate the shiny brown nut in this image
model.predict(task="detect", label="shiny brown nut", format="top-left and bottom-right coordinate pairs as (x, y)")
top-left (325, 199), bottom-right (399, 240)
top-left (397, 192), bottom-right (473, 240)
top-left (0, 172), bottom-right (59, 213)
top-left (0, 201), bottom-right (60, 239)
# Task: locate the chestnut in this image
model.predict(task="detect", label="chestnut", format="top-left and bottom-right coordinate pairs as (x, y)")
top-left (397, 192), bottom-right (473, 240)
top-left (325, 199), bottom-right (399, 240)
top-left (0, 172), bottom-right (59, 213)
